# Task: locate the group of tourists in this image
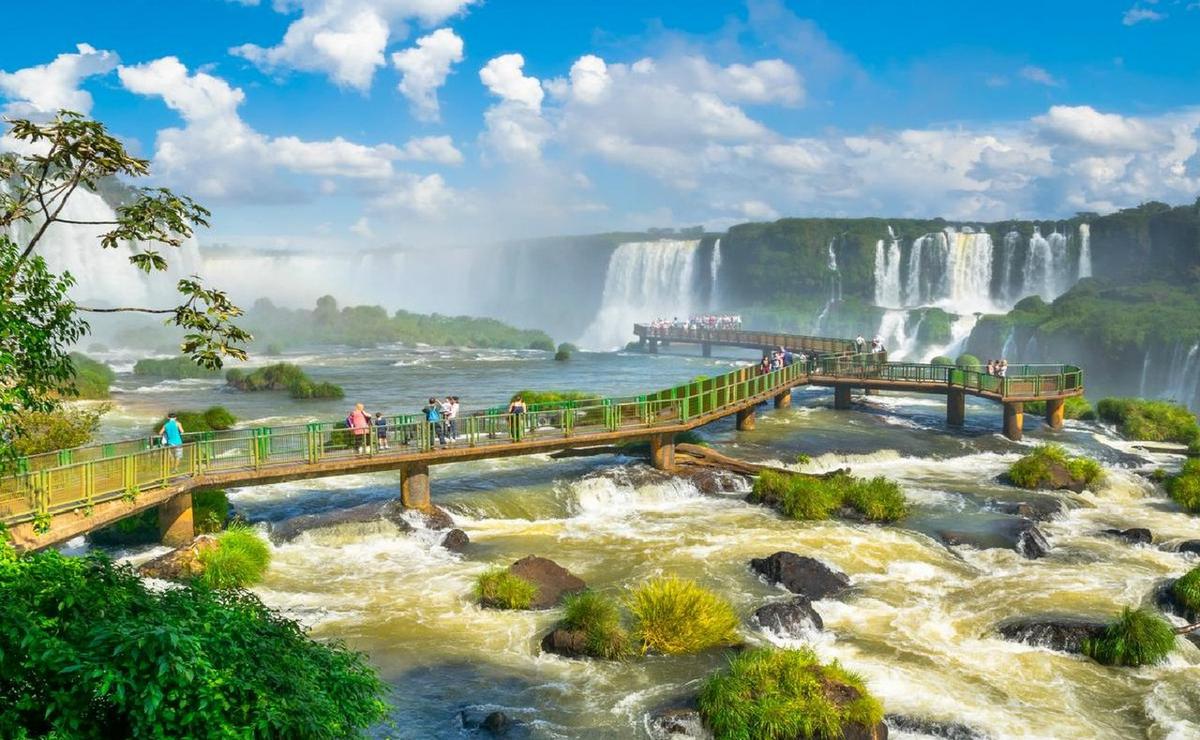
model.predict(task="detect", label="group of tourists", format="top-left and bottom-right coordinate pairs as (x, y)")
top-left (985, 359), bottom-right (1010, 377)
top-left (758, 346), bottom-right (807, 374)
top-left (344, 396), bottom-right (462, 452)
top-left (648, 315), bottom-right (743, 332)
top-left (854, 334), bottom-right (888, 354)
top-left (420, 396), bottom-right (461, 446)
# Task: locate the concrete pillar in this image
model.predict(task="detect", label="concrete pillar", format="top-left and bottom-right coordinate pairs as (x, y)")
top-left (158, 492), bottom-right (194, 547)
top-left (702, 342), bottom-right (712, 358)
top-left (833, 384), bottom-right (852, 410)
top-left (648, 339), bottom-right (659, 355)
top-left (638, 336), bottom-right (646, 351)
top-left (649, 433), bottom-right (676, 471)
top-left (774, 389), bottom-right (792, 409)
top-left (1003, 402), bottom-right (1024, 441)
top-left (1045, 398), bottom-right (1065, 430)
top-left (736, 406), bottom-right (756, 431)
top-left (947, 388), bottom-right (966, 426)
top-left (400, 462), bottom-right (431, 510)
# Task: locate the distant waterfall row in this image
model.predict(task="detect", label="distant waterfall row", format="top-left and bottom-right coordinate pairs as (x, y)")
top-left (1140, 340), bottom-right (1200, 411)
top-left (873, 224), bottom-right (1091, 314)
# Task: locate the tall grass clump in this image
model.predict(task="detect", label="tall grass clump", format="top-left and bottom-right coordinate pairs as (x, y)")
top-left (1024, 396), bottom-right (1095, 420)
top-left (628, 576), bottom-right (739, 655)
top-left (197, 525), bottom-right (271, 589)
top-left (1173, 566), bottom-right (1200, 613)
top-left (1096, 398), bottom-right (1200, 444)
top-left (750, 470), bottom-right (908, 523)
top-left (844, 477), bottom-right (909, 522)
top-left (1082, 606), bottom-right (1176, 667)
top-left (560, 591), bottom-right (630, 659)
top-left (475, 567), bottom-right (537, 610)
top-left (1165, 459), bottom-right (1200, 514)
top-left (1008, 443), bottom-right (1103, 489)
top-left (697, 647), bottom-right (884, 740)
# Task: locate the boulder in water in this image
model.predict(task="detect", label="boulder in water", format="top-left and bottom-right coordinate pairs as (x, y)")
top-left (441, 528), bottom-right (470, 552)
top-left (1016, 522), bottom-right (1051, 559)
top-left (540, 628), bottom-right (590, 658)
top-left (458, 708), bottom-right (528, 737)
top-left (885, 714), bottom-right (991, 740)
top-left (749, 552), bottom-right (850, 601)
top-left (752, 597), bottom-right (823, 635)
top-left (1102, 527), bottom-right (1152, 546)
top-left (138, 535), bottom-right (218, 581)
top-left (996, 617), bottom-right (1106, 653)
top-left (509, 556), bottom-right (586, 609)
top-left (269, 500), bottom-right (412, 543)
top-left (990, 498), bottom-right (1064, 521)
top-left (415, 502), bottom-right (455, 530)
top-left (1154, 578), bottom-right (1198, 622)
top-left (1173, 540), bottom-right (1200, 556)
top-left (937, 519), bottom-right (1050, 559)
top-left (842, 722), bottom-right (889, 740)
top-left (645, 707), bottom-right (709, 739)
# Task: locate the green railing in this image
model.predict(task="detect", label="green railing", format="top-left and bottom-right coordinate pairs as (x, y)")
top-left (633, 324), bottom-right (857, 355)
top-left (813, 355), bottom-right (1084, 397)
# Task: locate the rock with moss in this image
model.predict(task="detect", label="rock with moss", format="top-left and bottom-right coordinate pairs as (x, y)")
top-left (1006, 444), bottom-right (1103, 492)
top-left (541, 590), bottom-right (630, 660)
top-left (1082, 607), bottom-right (1178, 667)
top-left (508, 555), bottom-right (586, 609)
top-left (226, 363), bottom-right (344, 400)
top-left (749, 469), bottom-right (908, 523)
top-left (68, 353), bottom-right (115, 399)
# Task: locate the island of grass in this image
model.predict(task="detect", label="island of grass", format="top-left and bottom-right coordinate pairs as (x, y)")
top-left (1023, 396), bottom-right (1095, 420)
top-left (69, 353), bottom-right (115, 399)
top-left (1082, 606), bottom-right (1177, 667)
top-left (749, 469), bottom-right (908, 522)
top-left (133, 355), bottom-right (223, 379)
top-left (1007, 443), bottom-right (1103, 492)
top-left (1173, 565), bottom-right (1200, 614)
top-left (697, 647), bottom-right (884, 740)
top-left (1096, 398), bottom-right (1200, 446)
top-left (1165, 459), bottom-right (1200, 514)
top-left (225, 363), bottom-right (344, 400)
top-left (151, 406), bottom-right (237, 436)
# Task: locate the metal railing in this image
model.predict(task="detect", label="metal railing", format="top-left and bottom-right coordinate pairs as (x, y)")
top-left (633, 324), bottom-right (857, 355)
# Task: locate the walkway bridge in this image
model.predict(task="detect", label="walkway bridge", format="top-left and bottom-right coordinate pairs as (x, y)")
top-left (2, 326), bottom-right (1083, 551)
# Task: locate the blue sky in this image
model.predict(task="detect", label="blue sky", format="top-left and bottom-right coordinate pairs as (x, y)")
top-left (2, 0), bottom-right (1199, 249)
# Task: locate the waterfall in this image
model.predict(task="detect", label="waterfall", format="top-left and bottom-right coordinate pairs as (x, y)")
top-left (578, 239), bottom-right (701, 350)
top-left (905, 234), bottom-right (929, 306)
top-left (921, 314), bottom-right (979, 363)
top-left (708, 238), bottom-right (722, 308)
top-left (1077, 223), bottom-right (1092, 280)
top-left (1163, 342), bottom-right (1200, 409)
top-left (1021, 226), bottom-right (1071, 302)
top-left (816, 238), bottom-right (842, 332)
top-left (873, 232), bottom-right (902, 308)
top-left (875, 309), bottom-right (916, 358)
top-left (1000, 329), bottom-right (1016, 361)
top-left (1139, 350), bottom-right (1152, 398)
top-left (941, 227), bottom-right (993, 313)
top-left (999, 231), bottom-right (1020, 304)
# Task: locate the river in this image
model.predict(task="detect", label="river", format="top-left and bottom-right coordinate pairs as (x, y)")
top-left (83, 343), bottom-right (1200, 739)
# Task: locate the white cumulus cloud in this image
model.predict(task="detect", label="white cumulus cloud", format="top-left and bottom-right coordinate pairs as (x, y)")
top-left (392, 28), bottom-right (464, 121)
top-left (1122, 5), bottom-right (1165, 24)
top-left (0, 43), bottom-right (118, 117)
top-left (480, 54), bottom-right (544, 109)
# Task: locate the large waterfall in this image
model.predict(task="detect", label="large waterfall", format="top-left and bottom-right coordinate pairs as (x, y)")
top-left (1077, 223), bottom-right (1092, 280)
top-left (708, 238), bottom-right (722, 308)
top-left (1021, 226), bottom-right (1071, 302)
top-left (578, 239), bottom-right (701, 350)
top-left (873, 230), bottom-right (902, 307)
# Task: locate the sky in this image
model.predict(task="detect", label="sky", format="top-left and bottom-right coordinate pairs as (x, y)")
top-left (2, 0), bottom-right (1199, 250)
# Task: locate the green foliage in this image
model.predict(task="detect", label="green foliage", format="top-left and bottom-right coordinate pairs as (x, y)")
top-left (560, 591), bottom-right (630, 659)
top-left (133, 355), bottom-right (222, 379)
top-left (1007, 444), bottom-right (1104, 489)
top-left (226, 363), bottom-right (344, 400)
top-left (88, 508), bottom-right (158, 547)
top-left (1082, 606), bottom-right (1177, 667)
top-left (475, 567), bottom-right (538, 610)
top-left (193, 490), bottom-right (231, 534)
top-left (1165, 459), bottom-right (1200, 514)
top-left (627, 576), bottom-right (740, 655)
top-left (68, 353), bottom-right (115, 399)
top-left (929, 355), bottom-right (954, 367)
top-left (843, 476), bottom-right (909, 522)
top-left (1173, 566), bottom-right (1200, 613)
top-left (955, 353), bottom-right (981, 369)
top-left (554, 342), bottom-right (576, 361)
top-left (242, 295), bottom-right (554, 350)
top-left (10, 404), bottom-right (107, 456)
top-left (510, 389), bottom-right (597, 406)
top-left (750, 469), bottom-right (908, 522)
top-left (698, 647), bottom-right (884, 740)
top-left (197, 525), bottom-right (271, 589)
top-left (1096, 398), bottom-right (1200, 444)
top-left (1024, 396), bottom-right (1095, 420)
top-left (0, 541), bottom-right (387, 737)
top-left (153, 406), bottom-right (238, 436)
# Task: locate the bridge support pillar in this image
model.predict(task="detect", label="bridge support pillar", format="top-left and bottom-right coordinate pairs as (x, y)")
top-left (947, 388), bottom-right (966, 426)
top-left (1003, 402), bottom-right (1024, 442)
top-left (736, 407), bottom-right (756, 431)
top-left (648, 339), bottom-right (659, 355)
top-left (774, 389), bottom-right (792, 409)
top-left (400, 462), bottom-right (431, 511)
top-left (1045, 398), bottom-right (1065, 430)
top-left (638, 336), bottom-right (646, 351)
top-left (158, 492), bottom-right (194, 547)
top-left (650, 433), bottom-right (676, 471)
top-left (833, 384), bottom-right (852, 410)
top-left (702, 342), bottom-right (712, 358)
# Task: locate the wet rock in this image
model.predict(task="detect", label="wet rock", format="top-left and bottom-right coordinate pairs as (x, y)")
top-left (990, 498), bottom-right (1064, 521)
top-left (416, 502), bottom-right (455, 530)
top-left (481, 711), bottom-right (512, 736)
top-left (752, 597), bottom-right (824, 635)
top-left (749, 552), bottom-right (850, 601)
top-left (682, 467), bottom-right (750, 495)
top-left (540, 628), bottom-right (590, 658)
top-left (509, 556), bottom-right (586, 609)
top-left (269, 500), bottom-right (411, 543)
top-left (1102, 527), bottom-right (1152, 546)
top-left (938, 520), bottom-right (1049, 559)
top-left (138, 535), bottom-right (218, 581)
top-left (1174, 540), bottom-right (1200, 556)
top-left (441, 528), bottom-right (470, 552)
top-left (458, 708), bottom-right (529, 737)
top-left (1015, 522), bottom-right (1051, 559)
top-left (886, 714), bottom-right (990, 740)
top-left (996, 618), bottom-right (1106, 654)
top-left (645, 707), bottom-right (710, 739)
top-left (843, 722), bottom-right (889, 740)
top-left (1154, 579), bottom-right (1198, 622)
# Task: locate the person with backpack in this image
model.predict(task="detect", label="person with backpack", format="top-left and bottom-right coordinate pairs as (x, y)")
top-left (159, 412), bottom-right (186, 470)
top-left (424, 397), bottom-right (446, 446)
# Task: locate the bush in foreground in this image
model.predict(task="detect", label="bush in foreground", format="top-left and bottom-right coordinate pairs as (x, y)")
top-left (0, 543), bottom-right (387, 738)
top-left (1174, 566), bottom-right (1200, 613)
top-left (10, 405), bottom-right (106, 457)
top-left (955, 353), bottom-right (981, 369)
top-left (628, 576), bottom-right (739, 655)
top-left (475, 567), bottom-right (538, 609)
top-left (1096, 398), bottom-right (1200, 444)
top-left (697, 647), bottom-right (884, 740)
top-left (193, 489), bottom-right (231, 534)
top-left (197, 525), bottom-right (272, 589)
top-left (1165, 459), bottom-right (1200, 514)
top-left (1008, 443), bottom-right (1103, 489)
top-left (750, 470), bottom-right (908, 522)
top-left (560, 591), bottom-right (630, 659)
top-left (1082, 606), bottom-right (1177, 667)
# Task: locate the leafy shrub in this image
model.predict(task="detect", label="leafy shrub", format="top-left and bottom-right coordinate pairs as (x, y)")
top-left (133, 355), bottom-right (222, 379)
top-left (955, 353), bottom-right (981, 369)
top-left (528, 338), bottom-right (556, 352)
top-left (226, 363), bottom-right (344, 400)
top-left (750, 470), bottom-right (908, 522)
top-left (1007, 443), bottom-right (1103, 489)
top-left (193, 489), bottom-right (231, 534)
top-left (698, 647), bottom-right (884, 740)
top-left (152, 406), bottom-right (237, 436)
top-left (68, 353), bottom-right (115, 399)
top-left (555, 342), bottom-right (577, 361)
top-left (1082, 606), bottom-right (1176, 667)
top-left (929, 355), bottom-right (953, 366)
top-left (10, 405), bottom-right (106, 457)
top-left (475, 567), bottom-right (537, 609)
top-left (0, 542), bottom-right (387, 737)
top-left (197, 525), bottom-right (271, 589)
top-left (1173, 566), bottom-right (1200, 613)
top-left (1096, 398), bottom-right (1200, 444)
top-left (1024, 396), bottom-right (1095, 421)
top-left (560, 591), bottom-right (630, 659)
top-left (628, 576), bottom-right (739, 655)
top-left (1165, 459), bottom-right (1200, 514)
top-left (843, 477), bottom-right (909, 522)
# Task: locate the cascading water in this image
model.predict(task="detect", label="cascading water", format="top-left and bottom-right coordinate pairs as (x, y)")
top-left (816, 239), bottom-right (842, 332)
top-left (708, 238), bottom-right (722, 309)
top-left (873, 229), bottom-right (902, 308)
top-left (999, 231), bottom-right (1021, 304)
top-left (578, 240), bottom-right (700, 350)
top-left (1021, 226), bottom-right (1071, 302)
top-left (876, 310), bottom-right (917, 358)
top-left (940, 227), bottom-right (993, 313)
top-left (1163, 342), bottom-right (1200, 409)
top-left (1077, 223), bottom-right (1092, 280)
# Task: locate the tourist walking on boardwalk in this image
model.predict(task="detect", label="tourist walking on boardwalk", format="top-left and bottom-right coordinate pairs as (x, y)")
top-left (374, 412), bottom-right (389, 450)
top-left (508, 395), bottom-right (527, 441)
top-left (159, 412), bottom-right (185, 469)
top-left (448, 396), bottom-right (460, 440)
top-left (348, 403), bottom-right (371, 455)
top-left (424, 398), bottom-right (446, 446)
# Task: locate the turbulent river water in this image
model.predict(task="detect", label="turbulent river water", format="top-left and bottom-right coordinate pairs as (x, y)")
top-left (83, 344), bottom-right (1200, 739)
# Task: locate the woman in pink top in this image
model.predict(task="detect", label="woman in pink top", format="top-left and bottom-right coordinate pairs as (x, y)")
top-left (349, 403), bottom-right (371, 455)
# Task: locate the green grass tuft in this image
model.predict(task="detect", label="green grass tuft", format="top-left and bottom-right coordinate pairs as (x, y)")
top-left (192, 489), bottom-right (230, 534)
top-left (1008, 443), bottom-right (1104, 489)
top-left (197, 524), bottom-right (271, 589)
top-left (1082, 606), bottom-right (1177, 667)
top-left (1096, 398), bottom-right (1200, 444)
top-left (843, 477), bottom-right (909, 522)
top-left (628, 576), bottom-right (740, 655)
top-left (1165, 459), bottom-right (1200, 514)
top-left (1173, 566), bottom-right (1200, 613)
top-left (750, 469), bottom-right (907, 522)
top-left (697, 647), bottom-right (884, 740)
top-left (474, 567), bottom-right (538, 610)
top-left (560, 591), bottom-right (630, 659)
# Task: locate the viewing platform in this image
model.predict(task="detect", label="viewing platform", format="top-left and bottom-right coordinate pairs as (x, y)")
top-left (1, 325), bottom-right (1083, 551)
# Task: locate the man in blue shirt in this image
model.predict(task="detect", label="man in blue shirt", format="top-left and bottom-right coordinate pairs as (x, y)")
top-left (159, 412), bottom-right (185, 469)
